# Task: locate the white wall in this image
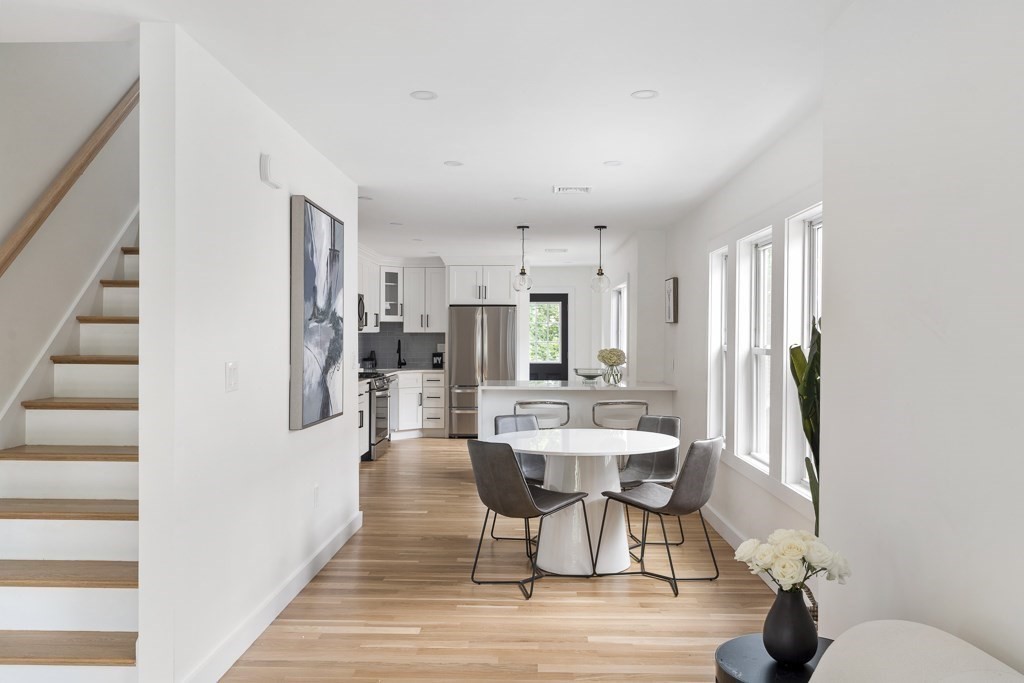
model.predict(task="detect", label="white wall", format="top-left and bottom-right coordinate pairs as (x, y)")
top-left (820, 0), bottom-right (1024, 670)
top-left (664, 109), bottom-right (822, 546)
top-left (0, 41), bottom-right (139, 445)
top-left (601, 230), bottom-right (668, 383)
top-left (0, 41), bottom-right (138, 243)
top-left (139, 25), bottom-right (362, 682)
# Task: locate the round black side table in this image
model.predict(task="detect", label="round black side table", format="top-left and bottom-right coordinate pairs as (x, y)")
top-left (715, 634), bottom-right (833, 683)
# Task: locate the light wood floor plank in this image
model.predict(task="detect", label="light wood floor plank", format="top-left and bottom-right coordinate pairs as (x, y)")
top-left (223, 437), bottom-right (774, 682)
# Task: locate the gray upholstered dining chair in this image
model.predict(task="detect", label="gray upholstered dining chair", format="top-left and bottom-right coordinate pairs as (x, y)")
top-left (490, 414), bottom-right (546, 547)
top-left (467, 439), bottom-right (595, 599)
top-left (594, 436), bottom-right (724, 596)
top-left (620, 415), bottom-right (684, 549)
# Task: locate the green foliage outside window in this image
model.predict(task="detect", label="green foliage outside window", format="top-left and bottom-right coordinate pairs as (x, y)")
top-left (529, 302), bottom-right (562, 362)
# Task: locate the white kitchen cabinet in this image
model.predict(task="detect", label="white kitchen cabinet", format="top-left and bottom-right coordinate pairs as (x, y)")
top-left (360, 259), bottom-right (381, 332)
top-left (403, 267), bottom-right (448, 333)
top-left (447, 265), bottom-right (517, 305)
top-left (357, 386), bottom-right (370, 456)
top-left (380, 266), bottom-right (403, 322)
top-left (398, 387), bottom-right (422, 430)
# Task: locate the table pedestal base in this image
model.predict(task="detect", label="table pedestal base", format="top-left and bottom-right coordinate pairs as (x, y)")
top-left (538, 455), bottom-right (630, 575)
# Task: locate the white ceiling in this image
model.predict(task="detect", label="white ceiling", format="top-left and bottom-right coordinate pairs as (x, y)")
top-left (2, 0), bottom-right (843, 265)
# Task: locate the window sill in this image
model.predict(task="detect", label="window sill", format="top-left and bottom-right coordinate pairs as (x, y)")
top-left (720, 450), bottom-right (815, 519)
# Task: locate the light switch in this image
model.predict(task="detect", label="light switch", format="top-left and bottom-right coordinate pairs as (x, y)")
top-left (225, 361), bottom-right (239, 392)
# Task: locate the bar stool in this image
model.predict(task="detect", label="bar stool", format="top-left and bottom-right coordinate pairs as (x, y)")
top-left (592, 400), bottom-right (649, 429)
top-left (514, 400), bottom-right (570, 429)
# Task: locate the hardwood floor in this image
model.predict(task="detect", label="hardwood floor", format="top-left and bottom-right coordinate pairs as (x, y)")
top-left (223, 438), bottom-right (773, 682)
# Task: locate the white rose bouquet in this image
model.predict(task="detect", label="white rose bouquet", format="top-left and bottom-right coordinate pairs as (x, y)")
top-left (734, 529), bottom-right (850, 592)
top-left (597, 348), bottom-right (626, 366)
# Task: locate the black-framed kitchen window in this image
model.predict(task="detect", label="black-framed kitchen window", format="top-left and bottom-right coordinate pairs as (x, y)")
top-left (529, 293), bottom-right (569, 381)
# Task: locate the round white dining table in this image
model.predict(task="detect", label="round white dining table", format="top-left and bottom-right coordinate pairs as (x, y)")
top-left (483, 428), bottom-right (680, 575)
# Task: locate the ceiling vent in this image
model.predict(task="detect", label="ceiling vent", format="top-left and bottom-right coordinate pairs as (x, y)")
top-left (552, 186), bottom-right (592, 195)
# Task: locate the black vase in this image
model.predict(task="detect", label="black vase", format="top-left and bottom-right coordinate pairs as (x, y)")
top-left (762, 589), bottom-right (818, 665)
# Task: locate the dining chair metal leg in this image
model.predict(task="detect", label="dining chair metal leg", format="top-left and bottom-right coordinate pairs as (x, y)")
top-left (471, 508), bottom-right (545, 599)
top-left (490, 513), bottom-right (539, 549)
top-left (594, 498), bottom-right (613, 569)
top-left (658, 513), bottom-right (679, 596)
top-left (626, 505), bottom-right (685, 549)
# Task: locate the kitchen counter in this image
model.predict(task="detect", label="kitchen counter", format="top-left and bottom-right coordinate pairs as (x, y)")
top-left (476, 379), bottom-right (677, 437)
top-left (481, 380), bottom-right (675, 391)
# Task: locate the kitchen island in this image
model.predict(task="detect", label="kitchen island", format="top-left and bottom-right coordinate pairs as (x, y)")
top-left (477, 379), bottom-right (676, 437)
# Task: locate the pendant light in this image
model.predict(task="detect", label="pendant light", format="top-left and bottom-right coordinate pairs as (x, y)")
top-left (512, 225), bottom-right (533, 292)
top-left (591, 225), bottom-right (611, 293)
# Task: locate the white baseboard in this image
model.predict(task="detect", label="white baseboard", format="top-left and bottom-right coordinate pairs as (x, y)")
top-left (703, 503), bottom-right (777, 593)
top-left (181, 511), bottom-right (364, 683)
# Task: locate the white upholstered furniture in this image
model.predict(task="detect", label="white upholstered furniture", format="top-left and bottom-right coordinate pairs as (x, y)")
top-left (811, 620), bottom-right (1024, 682)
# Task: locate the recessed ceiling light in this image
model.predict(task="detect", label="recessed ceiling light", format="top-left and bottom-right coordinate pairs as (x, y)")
top-left (412, 238), bottom-right (424, 242)
top-left (358, 195), bottom-right (373, 200)
top-left (409, 90), bottom-right (438, 100)
top-left (603, 160), bottom-right (623, 166)
top-left (631, 89), bottom-right (659, 99)
top-left (513, 196), bottom-right (528, 202)
top-left (389, 222), bottom-right (404, 226)
top-left (443, 160), bottom-right (464, 167)
top-left (545, 248), bottom-right (569, 253)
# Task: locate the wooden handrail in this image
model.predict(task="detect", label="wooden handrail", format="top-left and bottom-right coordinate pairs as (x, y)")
top-left (0, 78), bottom-right (140, 279)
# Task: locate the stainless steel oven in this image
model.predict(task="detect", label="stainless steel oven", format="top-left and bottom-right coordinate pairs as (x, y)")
top-left (363, 373), bottom-right (396, 460)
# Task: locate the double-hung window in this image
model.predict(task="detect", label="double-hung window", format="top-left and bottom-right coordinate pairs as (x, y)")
top-left (610, 284), bottom-right (628, 356)
top-left (751, 240), bottom-right (772, 462)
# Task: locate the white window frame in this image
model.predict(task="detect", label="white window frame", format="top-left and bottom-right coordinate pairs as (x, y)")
top-left (783, 203), bottom-right (823, 494)
top-left (610, 283), bottom-right (628, 357)
top-left (751, 240), bottom-right (772, 464)
top-left (735, 227), bottom-right (772, 472)
top-left (707, 248), bottom-right (729, 440)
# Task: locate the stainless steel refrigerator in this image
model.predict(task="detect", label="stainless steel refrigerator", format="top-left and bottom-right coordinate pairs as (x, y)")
top-left (448, 305), bottom-right (517, 437)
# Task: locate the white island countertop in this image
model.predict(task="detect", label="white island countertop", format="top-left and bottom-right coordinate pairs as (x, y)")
top-left (480, 380), bottom-right (675, 391)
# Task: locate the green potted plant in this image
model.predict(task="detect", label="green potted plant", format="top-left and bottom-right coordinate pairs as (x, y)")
top-left (789, 319), bottom-right (820, 535)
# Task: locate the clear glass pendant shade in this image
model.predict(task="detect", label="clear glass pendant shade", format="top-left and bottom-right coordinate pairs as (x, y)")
top-left (513, 269), bottom-right (533, 292)
top-left (513, 226), bottom-right (532, 291)
top-left (591, 272), bottom-right (611, 293)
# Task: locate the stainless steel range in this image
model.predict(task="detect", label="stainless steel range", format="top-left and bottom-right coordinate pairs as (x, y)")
top-left (360, 371), bottom-right (396, 461)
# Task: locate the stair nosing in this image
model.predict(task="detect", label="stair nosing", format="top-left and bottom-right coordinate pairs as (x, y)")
top-left (21, 397), bottom-right (138, 411)
top-left (50, 355), bottom-right (139, 365)
top-left (0, 560), bottom-right (138, 589)
top-left (0, 445), bottom-right (138, 463)
top-left (76, 316), bottom-right (139, 325)
top-left (99, 280), bottom-right (139, 288)
top-left (0, 498), bottom-right (139, 521)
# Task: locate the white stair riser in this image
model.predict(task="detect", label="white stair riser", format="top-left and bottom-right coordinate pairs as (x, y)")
top-left (0, 588), bottom-right (137, 631)
top-left (79, 324), bottom-right (138, 355)
top-left (123, 254), bottom-right (139, 279)
top-left (102, 288), bottom-right (138, 316)
top-left (25, 410), bottom-right (138, 446)
top-left (0, 521), bottom-right (137, 560)
top-left (0, 667), bottom-right (136, 683)
top-left (54, 365), bottom-right (138, 398)
top-left (0, 462), bottom-right (137, 500)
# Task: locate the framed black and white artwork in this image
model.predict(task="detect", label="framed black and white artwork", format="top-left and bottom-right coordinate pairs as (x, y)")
top-left (665, 277), bottom-right (678, 323)
top-left (290, 195), bottom-right (345, 429)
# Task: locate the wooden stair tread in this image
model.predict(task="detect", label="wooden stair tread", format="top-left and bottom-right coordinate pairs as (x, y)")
top-left (0, 630), bottom-right (136, 665)
top-left (0, 445), bottom-right (138, 462)
top-left (50, 355), bottom-right (138, 365)
top-left (77, 316), bottom-right (138, 324)
top-left (121, 246), bottom-right (139, 255)
top-left (0, 499), bottom-right (138, 521)
top-left (99, 279), bottom-right (138, 288)
top-left (21, 397), bottom-right (138, 411)
top-left (0, 560), bottom-right (137, 588)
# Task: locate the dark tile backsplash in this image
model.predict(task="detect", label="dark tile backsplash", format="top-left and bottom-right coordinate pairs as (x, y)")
top-left (359, 323), bottom-right (444, 370)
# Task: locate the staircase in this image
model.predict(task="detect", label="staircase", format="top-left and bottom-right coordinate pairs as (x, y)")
top-left (0, 245), bottom-right (139, 682)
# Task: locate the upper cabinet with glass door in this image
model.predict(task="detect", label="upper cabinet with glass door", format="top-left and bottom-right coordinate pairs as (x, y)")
top-left (380, 266), bottom-right (403, 322)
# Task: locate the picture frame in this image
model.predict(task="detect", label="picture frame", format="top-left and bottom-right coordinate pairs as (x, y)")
top-left (290, 195), bottom-right (345, 430)
top-left (665, 276), bottom-right (678, 323)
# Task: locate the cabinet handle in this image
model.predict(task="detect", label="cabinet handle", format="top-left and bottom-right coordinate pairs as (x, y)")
top-left (400, 303), bottom-right (403, 316)
top-left (476, 285), bottom-right (481, 300)
top-left (374, 313), bottom-right (379, 327)
top-left (358, 410), bottom-right (363, 428)
top-left (420, 313), bottom-right (424, 327)
top-left (418, 392), bottom-right (422, 407)
top-left (484, 285), bottom-right (488, 299)
top-left (426, 313), bottom-right (429, 328)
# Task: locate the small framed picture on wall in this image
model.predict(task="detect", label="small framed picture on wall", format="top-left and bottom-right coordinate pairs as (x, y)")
top-left (665, 277), bottom-right (678, 323)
